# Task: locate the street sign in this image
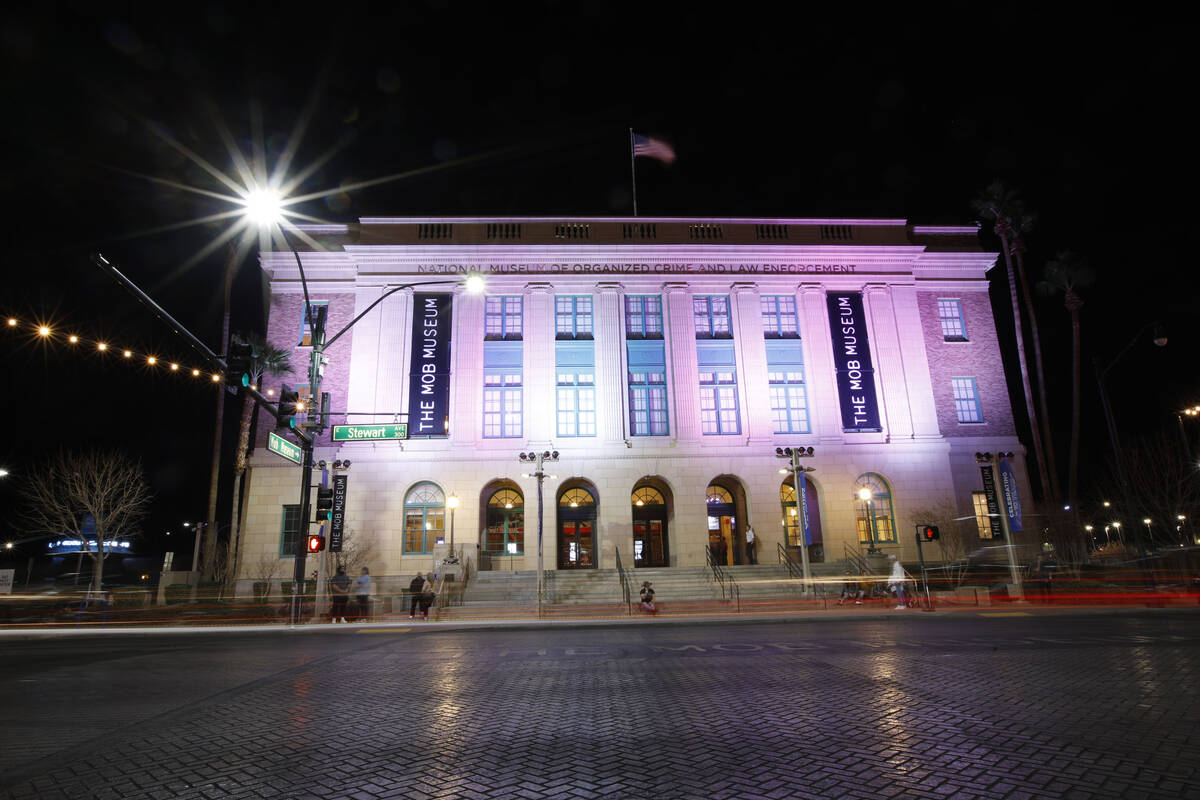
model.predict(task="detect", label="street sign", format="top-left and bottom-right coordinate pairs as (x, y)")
top-left (268, 431), bottom-right (302, 464)
top-left (331, 423), bottom-right (408, 442)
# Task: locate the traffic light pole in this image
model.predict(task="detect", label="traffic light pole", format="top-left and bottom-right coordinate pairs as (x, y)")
top-left (914, 527), bottom-right (935, 612)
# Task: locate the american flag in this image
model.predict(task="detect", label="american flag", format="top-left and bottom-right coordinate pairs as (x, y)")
top-left (632, 133), bottom-right (676, 164)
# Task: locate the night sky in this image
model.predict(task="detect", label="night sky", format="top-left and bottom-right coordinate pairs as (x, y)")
top-left (0, 6), bottom-right (1193, 559)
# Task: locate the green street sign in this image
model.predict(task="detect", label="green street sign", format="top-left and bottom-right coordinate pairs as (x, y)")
top-left (331, 423), bottom-right (408, 442)
top-left (268, 431), bottom-right (303, 464)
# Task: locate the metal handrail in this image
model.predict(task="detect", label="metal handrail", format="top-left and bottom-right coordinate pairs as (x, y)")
top-left (777, 542), bottom-right (805, 580)
top-left (705, 548), bottom-right (740, 610)
top-left (614, 547), bottom-right (633, 615)
top-left (842, 542), bottom-right (872, 576)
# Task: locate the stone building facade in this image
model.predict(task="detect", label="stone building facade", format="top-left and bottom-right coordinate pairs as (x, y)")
top-left (234, 217), bottom-right (1030, 586)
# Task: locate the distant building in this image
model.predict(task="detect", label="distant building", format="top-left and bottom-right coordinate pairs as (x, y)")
top-left (235, 217), bottom-right (1030, 586)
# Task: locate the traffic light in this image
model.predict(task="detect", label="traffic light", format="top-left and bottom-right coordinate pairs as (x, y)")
top-left (316, 486), bottom-right (334, 521)
top-left (918, 524), bottom-right (940, 542)
top-left (306, 534), bottom-right (325, 553)
top-left (225, 337), bottom-right (252, 388)
top-left (277, 384), bottom-right (299, 429)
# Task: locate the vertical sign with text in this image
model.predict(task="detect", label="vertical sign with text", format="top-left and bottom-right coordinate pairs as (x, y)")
top-left (997, 457), bottom-right (1024, 532)
top-left (329, 474), bottom-right (348, 552)
top-left (407, 293), bottom-right (453, 437)
top-left (979, 465), bottom-right (1001, 538)
top-left (826, 292), bottom-right (881, 432)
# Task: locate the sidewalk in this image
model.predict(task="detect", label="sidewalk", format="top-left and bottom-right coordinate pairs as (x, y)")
top-left (2, 595), bottom-right (1196, 637)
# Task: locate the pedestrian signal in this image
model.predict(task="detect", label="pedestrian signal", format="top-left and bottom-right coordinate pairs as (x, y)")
top-left (918, 524), bottom-right (940, 542)
top-left (306, 534), bottom-right (326, 553)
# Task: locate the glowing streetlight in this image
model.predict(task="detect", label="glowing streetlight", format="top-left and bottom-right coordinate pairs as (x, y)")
top-left (37, 326), bottom-right (50, 337)
top-left (857, 486), bottom-right (880, 555)
top-left (241, 188), bottom-right (285, 226)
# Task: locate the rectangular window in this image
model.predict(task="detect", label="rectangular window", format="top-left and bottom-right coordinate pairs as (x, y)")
top-left (555, 296), bottom-right (593, 339)
top-left (761, 295), bottom-right (799, 338)
top-left (973, 491), bottom-right (996, 539)
top-left (280, 504), bottom-right (301, 557)
top-left (629, 371), bottom-right (668, 435)
top-left (405, 509), bottom-right (443, 554)
top-left (768, 370), bottom-right (810, 434)
top-left (298, 301), bottom-right (329, 347)
top-left (856, 516), bottom-right (897, 544)
top-left (485, 296), bottom-right (523, 339)
top-left (557, 372), bottom-right (596, 436)
top-left (693, 296), bottom-right (731, 338)
top-left (699, 370), bottom-right (740, 434)
top-left (938, 298), bottom-right (967, 341)
top-left (952, 377), bottom-right (983, 423)
top-left (483, 372), bottom-right (522, 438)
top-left (625, 295), bottom-right (664, 339)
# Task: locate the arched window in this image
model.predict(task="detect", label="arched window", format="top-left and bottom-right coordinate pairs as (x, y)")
top-left (559, 487), bottom-right (596, 508)
top-left (632, 486), bottom-right (665, 507)
top-left (706, 485), bottom-right (733, 505)
top-left (853, 473), bottom-right (895, 545)
top-left (485, 488), bottom-right (524, 554)
top-left (404, 482), bottom-right (445, 554)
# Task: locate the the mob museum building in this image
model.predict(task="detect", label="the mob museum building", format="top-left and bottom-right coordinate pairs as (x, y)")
top-left (236, 216), bottom-right (1030, 590)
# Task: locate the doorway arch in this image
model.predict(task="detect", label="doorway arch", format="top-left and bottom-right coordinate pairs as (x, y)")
top-left (705, 476), bottom-right (748, 565)
top-left (480, 481), bottom-right (524, 568)
top-left (557, 483), bottom-right (598, 569)
top-left (632, 479), bottom-right (671, 567)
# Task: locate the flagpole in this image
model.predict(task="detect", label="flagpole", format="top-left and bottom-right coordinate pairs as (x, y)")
top-left (629, 127), bottom-right (638, 217)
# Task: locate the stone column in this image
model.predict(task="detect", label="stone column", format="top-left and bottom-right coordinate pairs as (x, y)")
top-left (451, 291), bottom-right (484, 447)
top-left (524, 284), bottom-right (556, 444)
top-left (594, 283), bottom-right (626, 446)
top-left (664, 283), bottom-right (700, 443)
top-left (374, 287), bottom-right (413, 427)
top-left (864, 284), bottom-right (913, 440)
top-left (889, 284), bottom-right (942, 439)
top-left (798, 284), bottom-right (842, 443)
top-left (732, 283), bottom-right (772, 443)
top-left (346, 284), bottom-right (385, 424)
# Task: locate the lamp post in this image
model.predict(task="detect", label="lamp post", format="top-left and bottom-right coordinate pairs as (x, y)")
top-left (446, 494), bottom-right (459, 562)
top-left (774, 446), bottom-right (814, 592)
top-left (1142, 518), bottom-right (1153, 549)
top-left (519, 450), bottom-right (558, 617)
top-left (1177, 407), bottom-right (1199, 464)
top-left (1093, 321), bottom-right (1167, 557)
top-left (243, 196), bottom-right (482, 623)
top-left (857, 487), bottom-right (880, 555)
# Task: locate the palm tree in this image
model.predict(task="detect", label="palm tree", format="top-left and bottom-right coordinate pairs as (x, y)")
top-left (972, 181), bottom-right (1052, 500)
top-left (224, 332), bottom-right (293, 587)
top-left (1008, 210), bottom-right (1063, 503)
top-left (1038, 251), bottom-right (1094, 516)
top-left (203, 243), bottom-right (242, 580)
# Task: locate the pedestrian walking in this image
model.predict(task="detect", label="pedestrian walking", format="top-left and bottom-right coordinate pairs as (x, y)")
top-left (408, 572), bottom-right (425, 619)
top-left (418, 572), bottom-right (436, 620)
top-left (330, 565), bottom-right (351, 623)
top-left (639, 581), bottom-right (657, 613)
top-left (353, 566), bottom-right (372, 621)
top-left (745, 525), bottom-right (757, 564)
top-left (887, 554), bottom-right (908, 609)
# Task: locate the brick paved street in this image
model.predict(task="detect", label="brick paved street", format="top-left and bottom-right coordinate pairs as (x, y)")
top-left (1, 610), bottom-right (1198, 799)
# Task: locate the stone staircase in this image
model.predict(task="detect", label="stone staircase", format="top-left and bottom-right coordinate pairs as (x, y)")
top-left (428, 562), bottom-right (855, 620)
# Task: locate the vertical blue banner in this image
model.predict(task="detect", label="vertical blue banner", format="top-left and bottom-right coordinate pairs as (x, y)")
top-left (408, 293), bottom-right (453, 437)
top-left (825, 292), bottom-right (881, 432)
top-left (997, 458), bottom-right (1023, 532)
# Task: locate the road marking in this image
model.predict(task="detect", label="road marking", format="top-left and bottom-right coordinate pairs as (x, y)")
top-left (979, 612), bottom-right (1032, 617)
top-left (357, 628), bottom-right (413, 634)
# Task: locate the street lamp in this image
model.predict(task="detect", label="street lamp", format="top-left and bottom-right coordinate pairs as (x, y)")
top-left (446, 494), bottom-right (459, 562)
top-left (1142, 518), bottom-right (1153, 548)
top-left (519, 450), bottom-right (558, 617)
top-left (774, 446), bottom-right (814, 592)
top-left (242, 193), bottom-right (483, 622)
top-left (857, 487), bottom-right (881, 555)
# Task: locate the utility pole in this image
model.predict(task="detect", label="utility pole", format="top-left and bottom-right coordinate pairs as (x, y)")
top-left (519, 450), bottom-right (558, 617)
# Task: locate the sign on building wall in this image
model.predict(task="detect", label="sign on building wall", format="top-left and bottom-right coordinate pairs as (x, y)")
top-left (825, 292), bottom-right (881, 432)
top-left (997, 457), bottom-right (1023, 532)
top-left (407, 293), bottom-right (453, 437)
top-left (329, 475), bottom-right (348, 552)
top-left (979, 464), bottom-right (1002, 537)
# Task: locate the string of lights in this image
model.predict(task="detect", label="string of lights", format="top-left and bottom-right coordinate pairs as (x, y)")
top-left (2, 314), bottom-right (249, 389)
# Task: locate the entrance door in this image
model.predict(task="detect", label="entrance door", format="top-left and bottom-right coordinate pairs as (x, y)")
top-left (558, 487), bottom-right (597, 569)
top-left (632, 486), bottom-right (669, 567)
top-left (706, 484), bottom-right (737, 565)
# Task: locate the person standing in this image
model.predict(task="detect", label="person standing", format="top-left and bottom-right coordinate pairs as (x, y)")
top-left (353, 566), bottom-right (372, 621)
top-left (329, 565), bottom-right (351, 623)
top-left (418, 572), bottom-right (436, 620)
top-left (408, 572), bottom-right (426, 619)
top-left (887, 554), bottom-right (908, 609)
top-left (745, 525), bottom-right (757, 564)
